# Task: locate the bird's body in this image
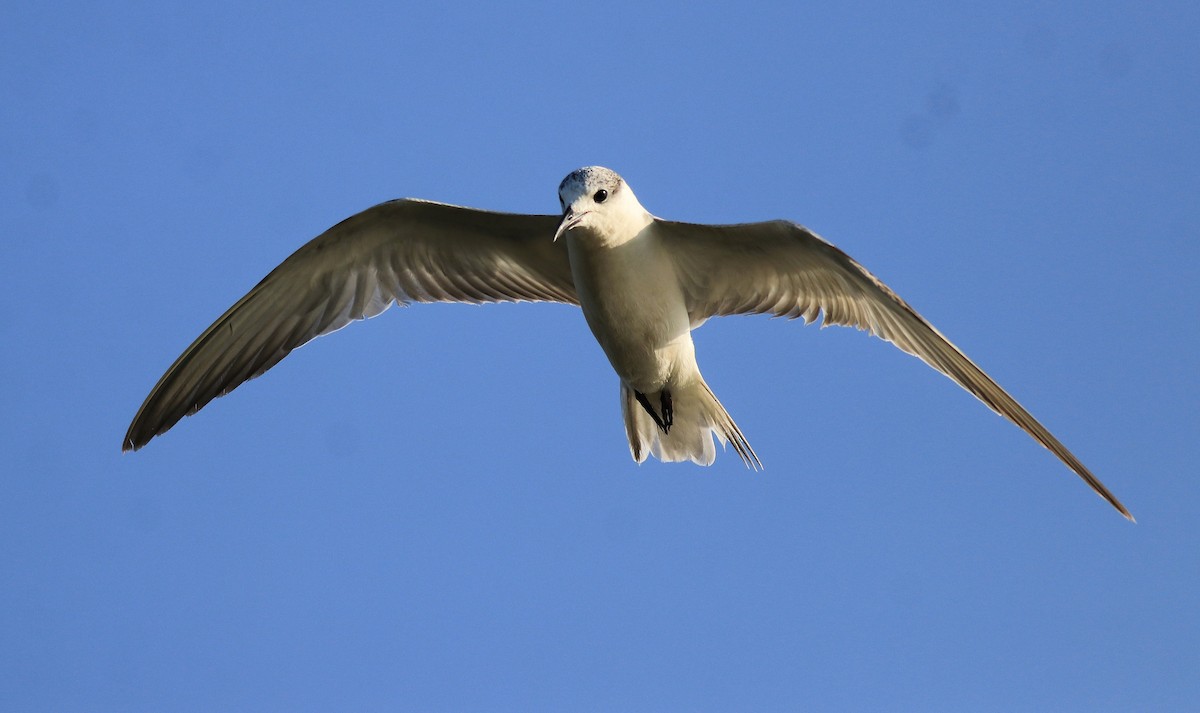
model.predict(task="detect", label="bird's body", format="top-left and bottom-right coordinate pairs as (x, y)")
top-left (558, 169), bottom-right (755, 466)
top-left (124, 166), bottom-right (1132, 520)
top-left (566, 219), bottom-right (688, 395)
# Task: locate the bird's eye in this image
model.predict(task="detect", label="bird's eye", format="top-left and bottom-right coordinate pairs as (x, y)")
top-left (593, 189), bottom-right (608, 203)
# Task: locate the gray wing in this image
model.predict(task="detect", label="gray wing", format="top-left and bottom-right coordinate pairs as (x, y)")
top-left (657, 218), bottom-right (1132, 520)
top-left (124, 199), bottom-right (574, 451)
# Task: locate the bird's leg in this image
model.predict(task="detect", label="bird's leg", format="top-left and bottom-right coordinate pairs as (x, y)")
top-left (634, 390), bottom-right (671, 434)
top-left (660, 389), bottom-right (673, 433)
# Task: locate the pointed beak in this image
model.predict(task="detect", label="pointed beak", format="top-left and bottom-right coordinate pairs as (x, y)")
top-left (554, 208), bottom-right (589, 242)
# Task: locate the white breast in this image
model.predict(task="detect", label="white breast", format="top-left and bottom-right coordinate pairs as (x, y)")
top-left (565, 225), bottom-right (695, 392)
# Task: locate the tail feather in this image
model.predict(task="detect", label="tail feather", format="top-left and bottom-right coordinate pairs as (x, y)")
top-left (620, 379), bottom-right (761, 470)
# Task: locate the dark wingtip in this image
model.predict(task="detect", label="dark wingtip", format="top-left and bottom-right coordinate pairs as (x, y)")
top-left (1103, 493), bottom-right (1135, 523)
top-left (122, 428), bottom-right (147, 453)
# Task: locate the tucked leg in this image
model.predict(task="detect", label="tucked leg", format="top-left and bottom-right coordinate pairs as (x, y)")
top-left (634, 389), bottom-right (672, 434)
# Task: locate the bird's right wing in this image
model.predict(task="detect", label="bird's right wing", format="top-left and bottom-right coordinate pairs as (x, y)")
top-left (124, 199), bottom-right (574, 451)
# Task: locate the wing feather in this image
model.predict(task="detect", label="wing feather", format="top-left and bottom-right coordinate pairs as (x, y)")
top-left (124, 199), bottom-right (574, 451)
top-left (658, 218), bottom-right (1132, 520)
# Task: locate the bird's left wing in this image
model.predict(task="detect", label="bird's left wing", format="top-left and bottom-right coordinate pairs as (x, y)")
top-left (124, 199), bottom-right (572, 451)
top-left (656, 218), bottom-right (1132, 520)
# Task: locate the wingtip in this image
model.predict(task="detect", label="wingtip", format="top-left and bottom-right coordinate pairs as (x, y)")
top-left (1103, 493), bottom-right (1135, 523)
top-left (1106, 495), bottom-right (1135, 523)
top-left (121, 430), bottom-right (146, 453)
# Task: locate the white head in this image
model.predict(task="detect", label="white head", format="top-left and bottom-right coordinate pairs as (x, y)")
top-left (554, 166), bottom-right (651, 242)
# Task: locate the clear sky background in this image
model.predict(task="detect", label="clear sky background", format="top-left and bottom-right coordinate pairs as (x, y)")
top-left (3, 2), bottom-right (1198, 711)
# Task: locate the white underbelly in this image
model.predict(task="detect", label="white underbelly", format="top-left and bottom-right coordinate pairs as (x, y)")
top-left (567, 234), bottom-right (694, 392)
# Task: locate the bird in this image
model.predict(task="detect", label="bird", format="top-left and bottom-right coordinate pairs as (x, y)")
top-left (124, 166), bottom-right (1132, 520)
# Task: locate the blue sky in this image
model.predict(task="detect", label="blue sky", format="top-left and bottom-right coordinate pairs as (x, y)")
top-left (3, 2), bottom-right (1198, 710)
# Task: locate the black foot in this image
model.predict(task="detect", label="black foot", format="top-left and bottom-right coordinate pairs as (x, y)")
top-left (635, 389), bottom-right (673, 435)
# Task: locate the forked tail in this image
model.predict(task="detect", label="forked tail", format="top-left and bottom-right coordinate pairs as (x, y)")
top-left (621, 379), bottom-right (760, 469)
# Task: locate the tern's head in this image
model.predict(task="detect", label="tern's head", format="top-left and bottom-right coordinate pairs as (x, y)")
top-left (554, 166), bottom-right (649, 242)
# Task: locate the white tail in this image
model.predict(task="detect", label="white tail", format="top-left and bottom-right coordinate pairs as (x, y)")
top-left (621, 378), bottom-right (761, 469)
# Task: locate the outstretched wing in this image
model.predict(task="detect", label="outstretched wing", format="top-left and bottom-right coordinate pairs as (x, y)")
top-left (124, 199), bottom-right (573, 451)
top-left (657, 218), bottom-right (1132, 520)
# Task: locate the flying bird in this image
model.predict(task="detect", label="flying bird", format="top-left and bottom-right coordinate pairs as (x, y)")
top-left (124, 166), bottom-right (1132, 520)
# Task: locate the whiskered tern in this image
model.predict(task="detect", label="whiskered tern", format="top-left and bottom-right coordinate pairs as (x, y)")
top-left (124, 167), bottom-right (1132, 520)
